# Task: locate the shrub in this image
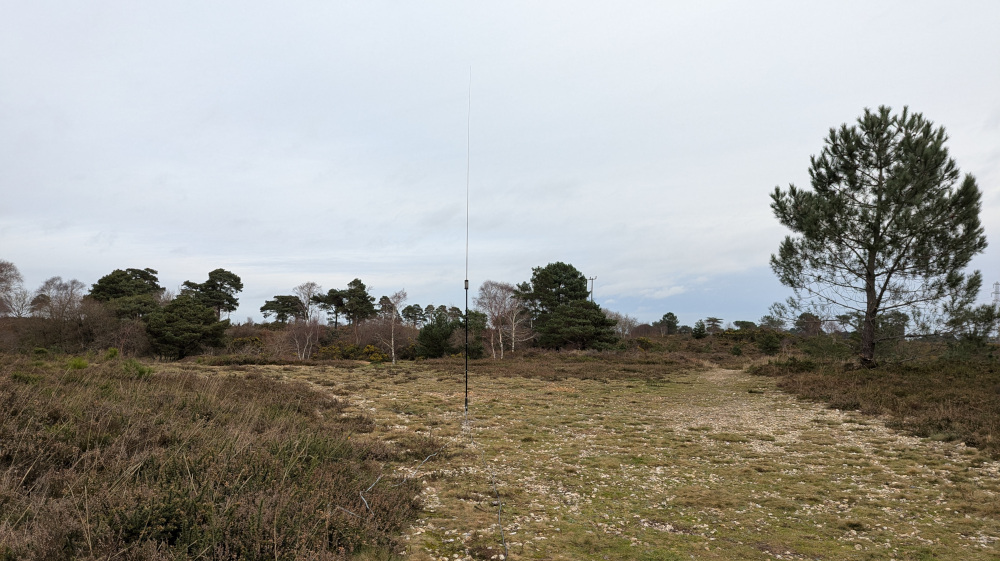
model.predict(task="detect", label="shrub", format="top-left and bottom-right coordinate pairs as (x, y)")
top-left (10, 371), bottom-right (41, 384)
top-left (363, 344), bottom-right (388, 363)
top-left (227, 336), bottom-right (265, 356)
top-left (756, 331), bottom-right (782, 355)
top-left (120, 358), bottom-right (153, 380)
top-left (197, 354), bottom-right (291, 366)
top-left (397, 342), bottom-right (418, 361)
top-left (692, 320), bottom-right (707, 340)
top-left (756, 356), bottom-right (815, 374)
top-left (749, 346), bottom-right (1000, 457)
top-left (464, 340), bottom-right (486, 359)
top-left (341, 344), bottom-right (363, 360)
top-left (799, 334), bottom-right (853, 360)
top-left (316, 344), bottom-right (343, 360)
top-left (319, 343), bottom-right (391, 363)
top-left (103, 347), bottom-right (119, 360)
top-left (66, 357), bottom-right (88, 370)
top-left (416, 315), bottom-right (457, 358)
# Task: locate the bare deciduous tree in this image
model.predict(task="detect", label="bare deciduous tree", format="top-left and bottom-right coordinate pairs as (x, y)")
top-left (293, 282), bottom-right (323, 320)
top-left (475, 280), bottom-right (507, 359)
top-left (475, 280), bottom-right (532, 359)
top-left (157, 288), bottom-right (175, 306)
top-left (377, 290), bottom-right (407, 364)
top-left (289, 317), bottom-right (323, 360)
top-left (5, 287), bottom-right (32, 318)
top-left (109, 319), bottom-right (152, 356)
top-left (604, 309), bottom-right (639, 339)
top-left (0, 260), bottom-right (24, 316)
top-left (32, 277), bottom-right (86, 321)
top-left (24, 276), bottom-right (87, 349)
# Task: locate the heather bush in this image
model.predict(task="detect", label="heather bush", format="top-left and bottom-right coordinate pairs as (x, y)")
top-left (750, 344), bottom-right (1000, 457)
top-left (0, 354), bottom-right (423, 559)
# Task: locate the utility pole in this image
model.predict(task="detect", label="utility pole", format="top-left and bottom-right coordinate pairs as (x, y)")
top-left (588, 276), bottom-right (596, 302)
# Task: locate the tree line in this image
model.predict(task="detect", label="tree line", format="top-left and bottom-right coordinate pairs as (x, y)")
top-left (3, 106), bottom-right (997, 365)
top-left (251, 261), bottom-right (623, 361)
top-left (0, 260), bottom-right (626, 361)
top-left (0, 265), bottom-right (243, 359)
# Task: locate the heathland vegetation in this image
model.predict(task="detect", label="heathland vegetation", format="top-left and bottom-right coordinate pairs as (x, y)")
top-left (2, 335), bottom-right (998, 559)
top-left (1, 105), bottom-right (999, 558)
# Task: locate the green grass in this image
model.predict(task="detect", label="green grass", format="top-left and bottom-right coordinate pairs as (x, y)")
top-left (270, 356), bottom-right (1000, 560)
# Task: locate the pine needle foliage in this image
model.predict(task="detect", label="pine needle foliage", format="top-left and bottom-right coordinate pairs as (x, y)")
top-left (771, 106), bottom-right (986, 367)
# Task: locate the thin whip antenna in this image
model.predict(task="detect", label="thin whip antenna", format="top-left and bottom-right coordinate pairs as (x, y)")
top-left (464, 69), bottom-right (471, 415)
top-left (466, 69), bottom-right (471, 284)
top-left (461, 76), bottom-right (510, 555)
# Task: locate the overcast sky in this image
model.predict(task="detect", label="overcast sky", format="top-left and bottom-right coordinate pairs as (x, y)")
top-left (2, 1), bottom-right (998, 326)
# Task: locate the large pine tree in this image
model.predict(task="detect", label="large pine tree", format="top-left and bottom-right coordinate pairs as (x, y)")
top-left (518, 262), bottom-right (617, 349)
top-left (770, 106), bottom-right (986, 367)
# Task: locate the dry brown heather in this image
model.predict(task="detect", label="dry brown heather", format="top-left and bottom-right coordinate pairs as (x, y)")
top-left (5, 347), bottom-right (1000, 560)
top-left (0, 353), bottom-right (421, 560)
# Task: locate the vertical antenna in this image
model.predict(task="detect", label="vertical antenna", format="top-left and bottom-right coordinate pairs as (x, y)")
top-left (465, 68), bottom-right (471, 415)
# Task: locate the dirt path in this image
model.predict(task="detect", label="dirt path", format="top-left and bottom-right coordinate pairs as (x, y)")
top-left (284, 364), bottom-right (1000, 560)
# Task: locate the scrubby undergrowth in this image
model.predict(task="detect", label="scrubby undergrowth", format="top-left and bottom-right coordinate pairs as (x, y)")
top-left (424, 333), bottom-right (768, 382)
top-left (0, 352), bottom-right (424, 560)
top-left (749, 342), bottom-right (1000, 457)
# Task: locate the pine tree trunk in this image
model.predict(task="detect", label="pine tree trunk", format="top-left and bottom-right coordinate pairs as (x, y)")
top-left (861, 231), bottom-right (880, 368)
top-left (860, 314), bottom-right (877, 368)
top-left (861, 280), bottom-right (879, 368)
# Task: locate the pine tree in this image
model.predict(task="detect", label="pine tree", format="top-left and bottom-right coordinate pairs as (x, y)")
top-left (770, 106), bottom-right (986, 367)
top-left (146, 294), bottom-right (227, 359)
top-left (181, 269), bottom-right (243, 320)
top-left (691, 320), bottom-right (707, 340)
top-left (518, 262), bottom-right (618, 349)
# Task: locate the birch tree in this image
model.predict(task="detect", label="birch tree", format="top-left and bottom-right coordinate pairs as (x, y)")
top-left (293, 281), bottom-right (322, 320)
top-left (0, 260), bottom-right (24, 317)
top-left (377, 290), bottom-right (407, 364)
top-left (289, 317), bottom-right (323, 360)
top-left (475, 280), bottom-right (532, 358)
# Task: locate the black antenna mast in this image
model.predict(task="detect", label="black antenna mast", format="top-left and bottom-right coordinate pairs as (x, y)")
top-left (464, 69), bottom-right (471, 415)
